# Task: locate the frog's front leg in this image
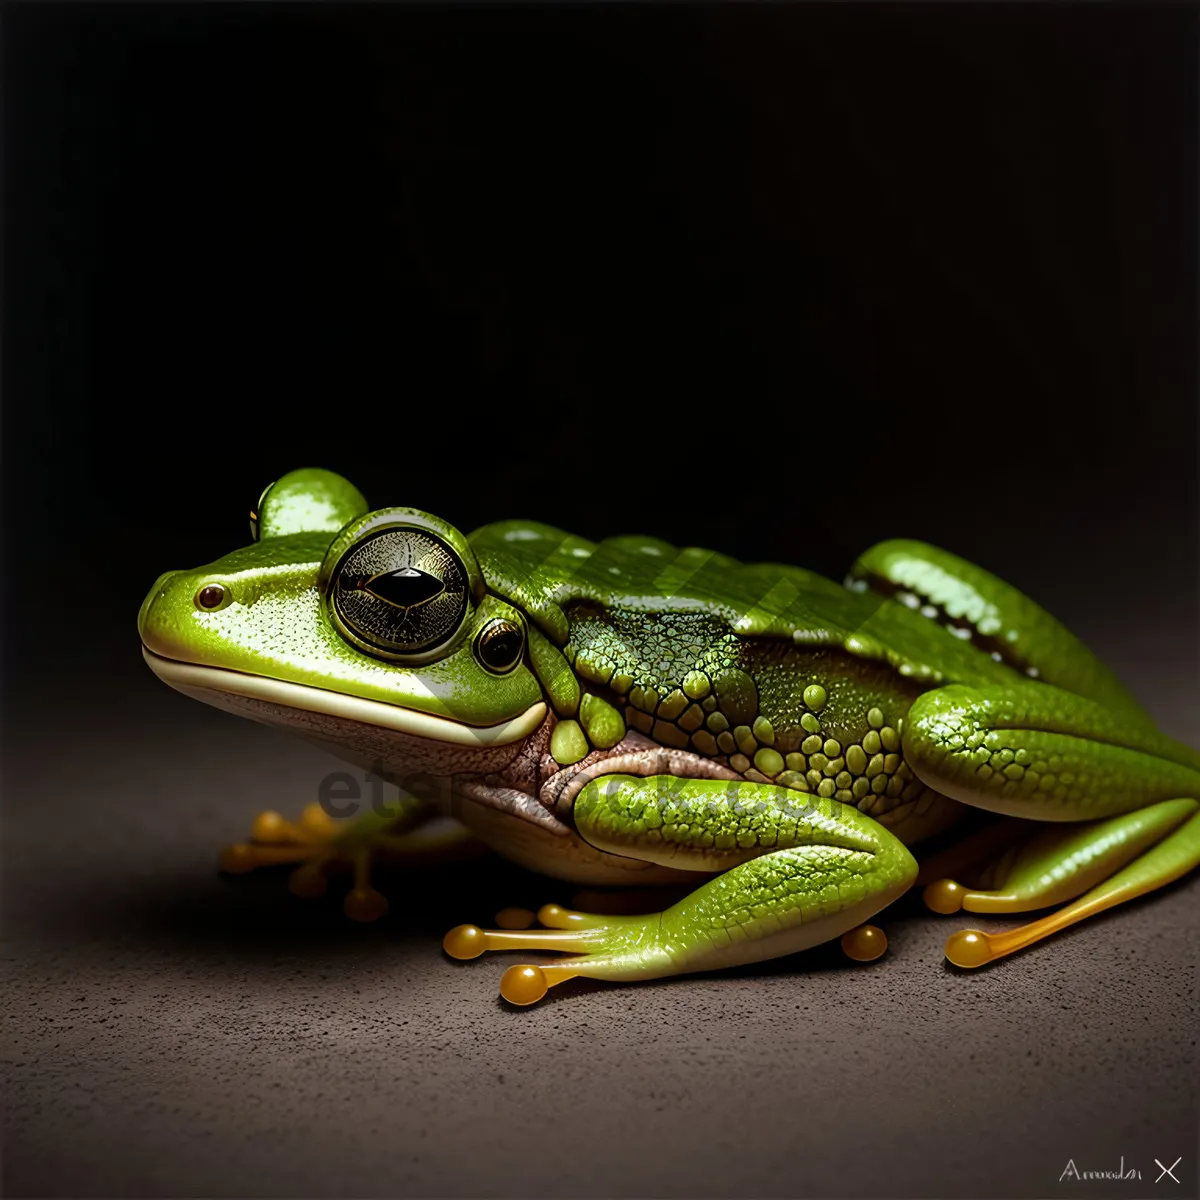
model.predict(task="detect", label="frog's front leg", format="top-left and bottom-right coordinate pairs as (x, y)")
top-left (220, 793), bottom-right (476, 921)
top-left (904, 681), bottom-right (1200, 965)
top-left (443, 776), bottom-right (917, 1005)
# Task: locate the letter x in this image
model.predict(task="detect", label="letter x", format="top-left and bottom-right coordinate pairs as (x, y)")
top-left (1155, 1158), bottom-right (1181, 1184)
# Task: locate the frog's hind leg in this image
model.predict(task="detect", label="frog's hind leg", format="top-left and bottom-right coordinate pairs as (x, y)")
top-left (903, 679), bottom-right (1200, 964)
top-left (849, 539), bottom-right (1151, 723)
top-left (852, 542), bottom-right (1200, 962)
top-left (922, 799), bottom-right (1198, 915)
top-left (934, 800), bottom-right (1200, 967)
top-left (221, 795), bottom-right (477, 921)
top-left (443, 775), bottom-right (917, 1005)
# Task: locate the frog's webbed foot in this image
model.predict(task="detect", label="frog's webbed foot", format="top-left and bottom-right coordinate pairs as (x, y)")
top-left (220, 804), bottom-right (392, 920)
top-left (219, 804), bottom-right (336, 877)
top-left (444, 900), bottom-right (893, 1004)
top-left (220, 799), bottom-right (466, 922)
top-left (443, 903), bottom-right (637, 1004)
top-left (919, 799), bottom-right (1200, 967)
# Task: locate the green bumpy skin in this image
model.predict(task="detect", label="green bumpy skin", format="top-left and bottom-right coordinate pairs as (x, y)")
top-left (137, 469), bottom-right (1200, 1000)
top-left (576, 774), bottom-right (918, 872)
top-left (905, 682), bottom-right (1200, 821)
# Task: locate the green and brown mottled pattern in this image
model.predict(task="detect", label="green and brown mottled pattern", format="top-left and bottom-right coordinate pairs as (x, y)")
top-left (472, 520), bottom-right (1024, 822)
top-left (558, 601), bottom-right (939, 821)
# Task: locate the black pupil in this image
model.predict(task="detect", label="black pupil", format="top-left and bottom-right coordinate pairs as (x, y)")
top-left (354, 567), bottom-right (444, 610)
top-left (482, 625), bottom-right (522, 669)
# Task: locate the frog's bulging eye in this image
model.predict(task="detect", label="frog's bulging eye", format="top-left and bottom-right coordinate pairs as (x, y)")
top-left (475, 618), bottom-right (525, 675)
top-left (328, 526), bottom-right (470, 661)
top-left (195, 583), bottom-right (230, 610)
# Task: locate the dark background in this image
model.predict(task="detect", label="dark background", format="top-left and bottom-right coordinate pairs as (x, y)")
top-left (3, 4), bottom-right (1197, 1198)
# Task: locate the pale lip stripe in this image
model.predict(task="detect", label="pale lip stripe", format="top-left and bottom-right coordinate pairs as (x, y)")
top-left (141, 647), bottom-right (547, 747)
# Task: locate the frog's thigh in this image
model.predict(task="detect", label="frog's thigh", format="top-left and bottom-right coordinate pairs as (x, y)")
top-left (850, 539), bottom-right (1146, 719)
top-left (903, 681), bottom-right (1200, 823)
top-left (444, 776), bottom-right (917, 1004)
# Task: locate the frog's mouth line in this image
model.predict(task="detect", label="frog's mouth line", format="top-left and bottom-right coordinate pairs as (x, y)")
top-left (141, 648), bottom-right (547, 747)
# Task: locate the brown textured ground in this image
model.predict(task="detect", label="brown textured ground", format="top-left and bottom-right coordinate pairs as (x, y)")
top-left (3, 658), bottom-right (1197, 1200)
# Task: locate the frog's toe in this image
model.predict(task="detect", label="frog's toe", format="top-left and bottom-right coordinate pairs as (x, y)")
top-left (923, 878), bottom-right (967, 913)
top-left (444, 901), bottom-right (614, 943)
top-left (343, 884), bottom-right (390, 922)
top-left (498, 963), bottom-right (584, 1005)
top-left (442, 922), bottom-right (600, 959)
top-left (219, 805), bottom-right (392, 922)
top-left (286, 852), bottom-right (389, 921)
top-left (332, 847), bottom-right (390, 922)
top-left (535, 902), bottom-right (611, 929)
top-left (840, 923), bottom-right (889, 962)
top-left (287, 859), bottom-right (331, 898)
top-left (443, 907), bottom-right (672, 1006)
top-left (220, 805), bottom-right (335, 868)
top-left (249, 804), bottom-right (334, 845)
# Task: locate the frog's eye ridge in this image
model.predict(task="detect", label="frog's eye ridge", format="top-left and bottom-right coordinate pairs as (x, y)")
top-left (329, 526), bottom-right (470, 661)
top-left (475, 618), bottom-right (525, 675)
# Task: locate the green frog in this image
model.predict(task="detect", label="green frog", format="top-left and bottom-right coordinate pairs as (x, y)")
top-left (138, 468), bottom-right (1200, 1005)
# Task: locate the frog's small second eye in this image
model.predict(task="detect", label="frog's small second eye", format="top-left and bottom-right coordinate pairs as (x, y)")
top-left (475, 619), bottom-right (525, 674)
top-left (195, 584), bottom-right (229, 610)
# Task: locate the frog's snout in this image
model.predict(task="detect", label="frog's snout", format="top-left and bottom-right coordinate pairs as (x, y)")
top-left (137, 570), bottom-right (177, 643)
top-left (137, 568), bottom-right (218, 662)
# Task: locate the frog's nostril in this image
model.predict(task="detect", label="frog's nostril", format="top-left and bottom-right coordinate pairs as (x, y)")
top-left (195, 583), bottom-right (229, 610)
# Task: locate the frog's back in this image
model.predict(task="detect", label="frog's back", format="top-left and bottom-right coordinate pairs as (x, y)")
top-left (471, 520), bottom-right (1017, 690)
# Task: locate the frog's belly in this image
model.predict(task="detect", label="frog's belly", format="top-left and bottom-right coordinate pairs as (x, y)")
top-left (453, 795), bottom-right (710, 887)
top-left (257, 721), bottom-right (683, 884)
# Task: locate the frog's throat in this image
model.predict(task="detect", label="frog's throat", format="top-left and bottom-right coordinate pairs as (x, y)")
top-left (141, 648), bottom-right (547, 747)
